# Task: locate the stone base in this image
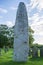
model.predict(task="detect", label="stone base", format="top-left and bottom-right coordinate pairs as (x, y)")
top-left (13, 44), bottom-right (29, 62)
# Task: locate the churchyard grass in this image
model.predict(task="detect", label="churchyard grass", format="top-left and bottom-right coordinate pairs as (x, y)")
top-left (0, 48), bottom-right (43, 65)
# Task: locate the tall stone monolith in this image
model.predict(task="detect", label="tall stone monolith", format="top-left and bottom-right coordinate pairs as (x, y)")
top-left (13, 2), bottom-right (29, 61)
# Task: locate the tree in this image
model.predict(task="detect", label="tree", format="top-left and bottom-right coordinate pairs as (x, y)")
top-left (7, 26), bottom-right (14, 47)
top-left (29, 26), bottom-right (34, 46)
top-left (0, 24), bottom-right (14, 48)
top-left (0, 24), bottom-right (34, 48)
top-left (0, 25), bottom-right (9, 48)
top-left (0, 34), bottom-right (9, 48)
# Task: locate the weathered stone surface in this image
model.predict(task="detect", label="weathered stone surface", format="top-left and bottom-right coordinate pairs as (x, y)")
top-left (13, 2), bottom-right (29, 61)
top-left (32, 46), bottom-right (38, 58)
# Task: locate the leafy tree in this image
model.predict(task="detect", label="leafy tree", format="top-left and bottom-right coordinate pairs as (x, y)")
top-left (0, 25), bottom-right (9, 47)
top-left (0, 24), bottom-right (14, 48)
top-left (0, 24), bottom-right (34, 48)
top-left (0, 34), bottom-right (8, 48)
top-left (29, 26), bottom-right (34, 46)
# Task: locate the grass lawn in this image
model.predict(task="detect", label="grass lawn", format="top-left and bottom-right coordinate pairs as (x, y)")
top-left (0, 49), bottom-right (43, 65)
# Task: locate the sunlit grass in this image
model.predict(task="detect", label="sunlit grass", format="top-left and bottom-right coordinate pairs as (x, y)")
top-left (0, 49), bottom-right (43, 65)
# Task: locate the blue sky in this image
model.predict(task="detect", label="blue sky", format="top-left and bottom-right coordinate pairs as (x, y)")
top-left (0, 0), bottom-right (43, 44)
top-left (0, 0), bottom-right (29, 26)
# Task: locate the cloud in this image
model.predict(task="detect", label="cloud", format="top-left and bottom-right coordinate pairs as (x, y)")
top-left (26, 4), bottom-right (29, 13)
top-left (0, 8), bottom-right (8, 13)
top-left (31, 15), bottom-right (43, 31)
top-left (29, 12), bottom-right (43, 44)
top-left (0, 16), bottom-right (3, 19)
top-left (30, 0), bottom-right (38, 9)
top-left (34, 34), bottom-right (43, 45)
top-left (28, 0), bottom-right (43, 12)
top-left (10, 7), bottom-right (17, 10)
top-left (28, 0), bottom-right (43, 44)
top-left (0, 20), bottom-right (15, 27)
top-left (28, 13), bottom-right (40, 25)
top-left (37, 0), bottom-right (43, 11)
top-left (30, 17), bottom-right (43, 35)
top-left (5, 21), bottom-right (14, 27)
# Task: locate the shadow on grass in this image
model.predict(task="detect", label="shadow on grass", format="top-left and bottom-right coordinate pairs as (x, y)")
top-left (0, 60), bottom-right (27, 65)
top-left (29, 57), bottom-right (43, 61)
top-left (0, 57), bottom-right (43, 65)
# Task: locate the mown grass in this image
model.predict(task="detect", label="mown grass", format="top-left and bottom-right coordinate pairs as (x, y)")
top-left (0, 49), bottom-right (43, 65)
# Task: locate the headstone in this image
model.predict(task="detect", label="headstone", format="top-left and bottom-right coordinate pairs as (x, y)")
top-left (32, 46), bottom-right (38, 58)
top-left (40, 46), bottom-right (43, 57)
top-left (38, 48), bottom-right (40, 57)
top-left (0, 48), bottom-right (1, 56)
top-left (29, 47), bottom-right (32, 56)
top-left (3, 46), bottom-right (6, 53)
top-left (13, 2), bottom-right (29, 61)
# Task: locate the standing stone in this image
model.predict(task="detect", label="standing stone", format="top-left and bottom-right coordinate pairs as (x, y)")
top-left (0, 48), bottom-right (1, 56)
top-left (3, 46), bottom-right (9, 53)
top-left (29, 47), bottom-right (32, 56)
top-left (13, 2), bottom-right (29, 61)
top-left (32, 46), bottom-right (38, 58)
top-left (40, 46), bottom-right (43, 57)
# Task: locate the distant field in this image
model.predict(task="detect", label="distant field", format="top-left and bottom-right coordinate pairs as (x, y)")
top-left (0, 49), bottom-right (43, 65)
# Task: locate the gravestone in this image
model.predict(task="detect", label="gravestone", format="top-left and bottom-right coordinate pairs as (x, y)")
top-left (40, 46), bottom-right (43, 57)
top-left (0, 48), bottom-right (1, 56)
top-left (29, 47), bottom-right (32, 56)
top-left (32, 46), bottom-right (38, 58)
top-left (3, 46), bottom-right (9, 53)
top-left (13, 2), bottom-right (29, 61)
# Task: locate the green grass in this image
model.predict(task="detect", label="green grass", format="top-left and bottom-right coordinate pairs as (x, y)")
top-left (0, 49), bottom-right (43, 65)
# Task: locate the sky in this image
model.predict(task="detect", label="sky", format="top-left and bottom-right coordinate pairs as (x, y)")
top-left (0, 0), bottom-right (43, 45)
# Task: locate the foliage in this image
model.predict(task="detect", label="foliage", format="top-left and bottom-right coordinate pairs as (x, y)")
top-left (0, 34), bottom-right (8, 48)
top-left (0, 24), bottom-right (34, 47)
top-left (29, 26), bottom-right (34, 46)
top-left (0, 25), bottom-right (14, 48)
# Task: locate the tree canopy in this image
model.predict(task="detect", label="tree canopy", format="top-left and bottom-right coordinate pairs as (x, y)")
top-left (0, 24), bottom-right (34, 48)
top-left (29, 26), bottom-right (34, 46)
